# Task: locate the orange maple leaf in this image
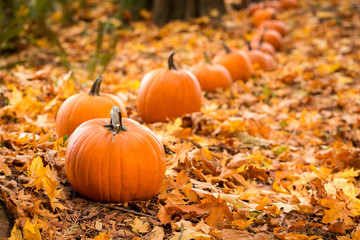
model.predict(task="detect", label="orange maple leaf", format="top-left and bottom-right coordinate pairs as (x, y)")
top-left (320, 199), bottom-right (354, 225)
top-left (201, 194), bottom-right (233, 228)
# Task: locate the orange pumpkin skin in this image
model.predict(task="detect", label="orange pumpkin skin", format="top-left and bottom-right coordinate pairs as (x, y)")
top-left (190, 52), bottom-right (232, 92)
top-left (190, 64), bottom-right (232, 92)
top-left (248, 1), bottom-right (280, 16)
top-left (252, 8), bottom-right (277, 26)
top-left (250, 41), bottom-right (276, 55)
top-left (213, 45), bottom-right (252, 81)
top-left (56, 76), bottom-right (127, 138)
top-left (253, 29), bottom-right (283, 51)
top-left (258, 20), bottom-right (288, 36)
top-left (280, 0), bottom-right (298, 9)
top-left (247, 50), bottom-right (276, 71)
top-left (137, 51), bottom-right (201, 123)
top-left (65, 109), bottom-right (166, 202)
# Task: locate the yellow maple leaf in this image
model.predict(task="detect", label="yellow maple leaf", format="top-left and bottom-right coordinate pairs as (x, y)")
top-left (9, 224), bottom-right (23, 240)
top-left (26, 157), bottom-right (63, 210)
top-left (24, 217), bottom-right (42, 240)
top-left (131, 217), bottom-right (150, 233)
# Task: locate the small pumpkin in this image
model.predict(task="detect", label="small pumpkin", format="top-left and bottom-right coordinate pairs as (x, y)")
top-left (280, 0), bottom-right (298, 9)
top-left (137, 51), bottom-right (201, 123)
top-left (250, 40), bottom-right (276, 56)
top-left (244, 41), bottom-right (275, 71)
top-left (248, 1), bottom-right (280, 16)
top-left (253, 27), bottom-right (283, 51)
top-left (252, 8), bottom-right (278, 26)
top-left (190, 51), bottom-right (232, 92)
top-left (258, 20), bottom-right (288, 36)
top-left (213, 43), bottom-right (253, 81)
top-left (56, 75), bottom-right (127, 138)
top-left (65, 106), bottom-right (166, 202)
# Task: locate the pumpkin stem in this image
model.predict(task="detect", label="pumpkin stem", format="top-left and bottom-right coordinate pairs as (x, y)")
top-left (245, 40), bottom-right (252, 51)
top-left (203, 51), bottom-right (211, 64)
top-left (270, 12), bottom-right (276, 20)
top-left (89, 75), bottom-right (102, 96)
top-left (168, 51), bottom-right (177, 70)
top-left (103, 106), bottom-right (127, 137)
top-left (258, 26), bottom-right (267, 50)
top-left (222, 42), bottom-right (231, 53)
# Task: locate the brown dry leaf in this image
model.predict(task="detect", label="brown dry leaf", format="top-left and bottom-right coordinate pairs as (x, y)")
top-left (0, 161), bottom-right (11, 175)
top-left (170, 219), bottom-right (212, 240)
top-left (144, 226), bottom-right (164, 240)
top-left (201, 194), bottom-right (233, 228)
top-left (131, 217), bottom-right (150, 233)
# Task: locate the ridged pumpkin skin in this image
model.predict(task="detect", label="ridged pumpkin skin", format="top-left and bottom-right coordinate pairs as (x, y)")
top-left (190, 52), bottom-right (232, 92)
top-left (190, 64), bottom-right (232, 92)
top-left (280, 0), bottom-right (298, 9)
top-left (247, 50), bottom-right (276, 71)
top-left (65, 111), bottom-right (166, 202)
top-left (252, 8), bottom-right (278, 26)
top-left (250, 41), bottom-right (276, 55)
top-left (253, 29), bottom-right (283, 51)
top-left (56, 76), bottom-right (127, 137)
top-left (248, 1), bottom-right (280, 16)
top-left (258, 20), bottom-right (288, 36)
top-left (213, 46), bottom-right (253, 81)
top-left (137, 51), bottom-right (202, 123)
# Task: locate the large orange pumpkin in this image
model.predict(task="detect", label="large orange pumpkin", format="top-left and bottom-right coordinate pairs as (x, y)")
top-left (137, 51), bottom-right (201, 123)
top-left (65, 106), bottom-right (166, 202)
top-left (190, 51), bottom-right (232, 92)
top-left (213, 43), bottom-right (253, 81)
top-left (56, 76), bottom-right (127, 138)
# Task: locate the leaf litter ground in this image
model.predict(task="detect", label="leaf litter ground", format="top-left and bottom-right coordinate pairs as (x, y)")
top-left (1, 0), bottom-right (360, 239)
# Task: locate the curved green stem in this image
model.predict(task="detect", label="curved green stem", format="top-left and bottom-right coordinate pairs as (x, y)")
top-left (104, 106), bottom-right (127, 137)
top-left (168, 51), bottom-right (177, 70)
top-left (222, 42), bottom-right (231, 53)
top-left (88, 75), bottom-right (102, 96)
top-left (203, 51), bottom-right (211, 64)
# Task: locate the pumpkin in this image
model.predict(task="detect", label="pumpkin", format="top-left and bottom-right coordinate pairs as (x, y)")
top-left (65, 106), bottom-right (166, 202)
top-left (189, 51), bottom-right (232, 92)
top-left (252, 8), bottom-right (278, 26)
top-left (253, 27), bottom-right (283, 51)
top-left (213, 43), bottom-right (253, 81)
top-left (250, 40), bottom-right (276, 55)
top-left (137, 51), bottom-right (201, 123)
top-left (248, 1), bottom-right (280, 16)
top-left (244, 42), bottom-right (275, 71)
top-left (258, 20), bottom-right (288, 36)
top-left (280, 0), bottom-right (298, 9)
top-left (56, 75), bottom-right (127, 138)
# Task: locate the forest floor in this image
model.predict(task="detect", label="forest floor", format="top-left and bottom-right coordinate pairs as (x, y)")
top-left (1, 0), bottom-right (360, 239)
